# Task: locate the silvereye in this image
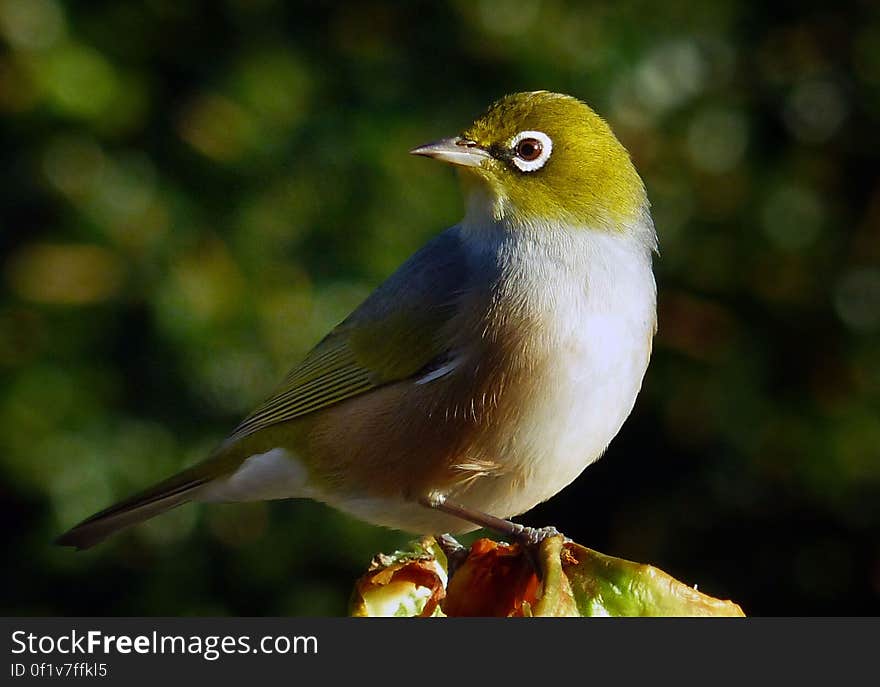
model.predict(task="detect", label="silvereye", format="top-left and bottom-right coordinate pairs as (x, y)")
top-left (58, 91), bottom-right (658, 550)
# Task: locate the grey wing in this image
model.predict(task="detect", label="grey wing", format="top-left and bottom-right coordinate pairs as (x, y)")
top-left (227, 226), bottom-right (473, 441)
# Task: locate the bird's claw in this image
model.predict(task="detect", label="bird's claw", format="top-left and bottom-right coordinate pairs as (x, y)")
top-left (436, 533), bottom-right (469, 577)
top-left (515, 525), bottom-right (563, 547)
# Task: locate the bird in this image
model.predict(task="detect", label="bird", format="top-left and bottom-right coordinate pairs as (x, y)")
top-left (57, 90), bottom-right (658, 551)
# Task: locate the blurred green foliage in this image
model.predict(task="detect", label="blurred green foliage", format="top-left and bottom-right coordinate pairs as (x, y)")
top-left (1, 0), bottom-right (878, 615)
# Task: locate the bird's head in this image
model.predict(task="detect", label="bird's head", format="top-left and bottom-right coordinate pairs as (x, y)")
top-left (411, 91), bottom-right (649, 232)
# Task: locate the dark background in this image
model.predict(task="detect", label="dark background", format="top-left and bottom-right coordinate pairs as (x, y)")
top-left (1, 0), bottom-right (878, 616)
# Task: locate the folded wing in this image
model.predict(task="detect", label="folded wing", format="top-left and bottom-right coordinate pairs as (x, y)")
top-left (228, 227), bottom-right (472, 441)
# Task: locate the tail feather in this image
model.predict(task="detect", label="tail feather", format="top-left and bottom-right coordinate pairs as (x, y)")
top-left (55, 470), bottom-right (210, 551)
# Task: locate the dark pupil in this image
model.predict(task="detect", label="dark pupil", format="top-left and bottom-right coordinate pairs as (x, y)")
top-left (517, 138), bottom-right (542, 161)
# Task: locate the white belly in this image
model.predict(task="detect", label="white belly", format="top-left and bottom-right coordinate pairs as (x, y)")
top-left (464, 314), bottom-right (652, 519)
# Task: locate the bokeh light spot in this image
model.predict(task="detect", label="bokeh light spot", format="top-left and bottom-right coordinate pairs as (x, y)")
top-left (784, 78), bottom-right (847, 143)
top-left (477, 0), bottom-right (542, 36)
top-left (233, 49), bottom-right (312, 131)
top-left (634, 40), bottom-right (706, 114)
top-left (39, 43), bottom-right (119, 120)
top-left (761, 183), bottom-right (824, 252)
top-left (0, 0), bottom-right (65, 51)
top-left (7, 243), bottom-right (125, 305)
top-left (686, 107), bottom-right (748, 173)
top-left (834, 268), bottom-right (880, 332)
top-left (177, 93), bottom-right (257, 161)
top-left (42, 135), bottom-right (106, 200)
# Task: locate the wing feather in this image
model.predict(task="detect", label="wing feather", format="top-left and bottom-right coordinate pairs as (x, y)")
top-left (227, 227), bottom-right (471, 442)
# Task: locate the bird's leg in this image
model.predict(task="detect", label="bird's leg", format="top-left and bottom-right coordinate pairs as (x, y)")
top-left (418, 494), bottom-right (562, 547)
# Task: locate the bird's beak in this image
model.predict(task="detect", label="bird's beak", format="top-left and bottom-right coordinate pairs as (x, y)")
top-left (409, 137), bottom-right (491, 168)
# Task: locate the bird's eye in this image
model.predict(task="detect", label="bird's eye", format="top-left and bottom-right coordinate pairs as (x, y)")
top-left (515, 138), bottom-right (542, 161)
top-left (510, 130), bottom-right (552, 172)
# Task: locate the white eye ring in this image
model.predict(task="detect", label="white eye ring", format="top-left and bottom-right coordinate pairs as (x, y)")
top-left (511, 130), bottom-right (553, 172)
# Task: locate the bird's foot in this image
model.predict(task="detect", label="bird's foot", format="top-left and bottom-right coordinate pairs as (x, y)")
top-left (512, 525), bottom-right (562, 547)
top-left (418, 494), bottom-right (567, 578)
top-left (435, 533), bottom-right (468, 577)
top-left (504, 524), bottom-right (566, 578)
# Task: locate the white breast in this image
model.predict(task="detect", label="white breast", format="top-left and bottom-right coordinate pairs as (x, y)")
top-left (454, 220), bottom-right (657, 517)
